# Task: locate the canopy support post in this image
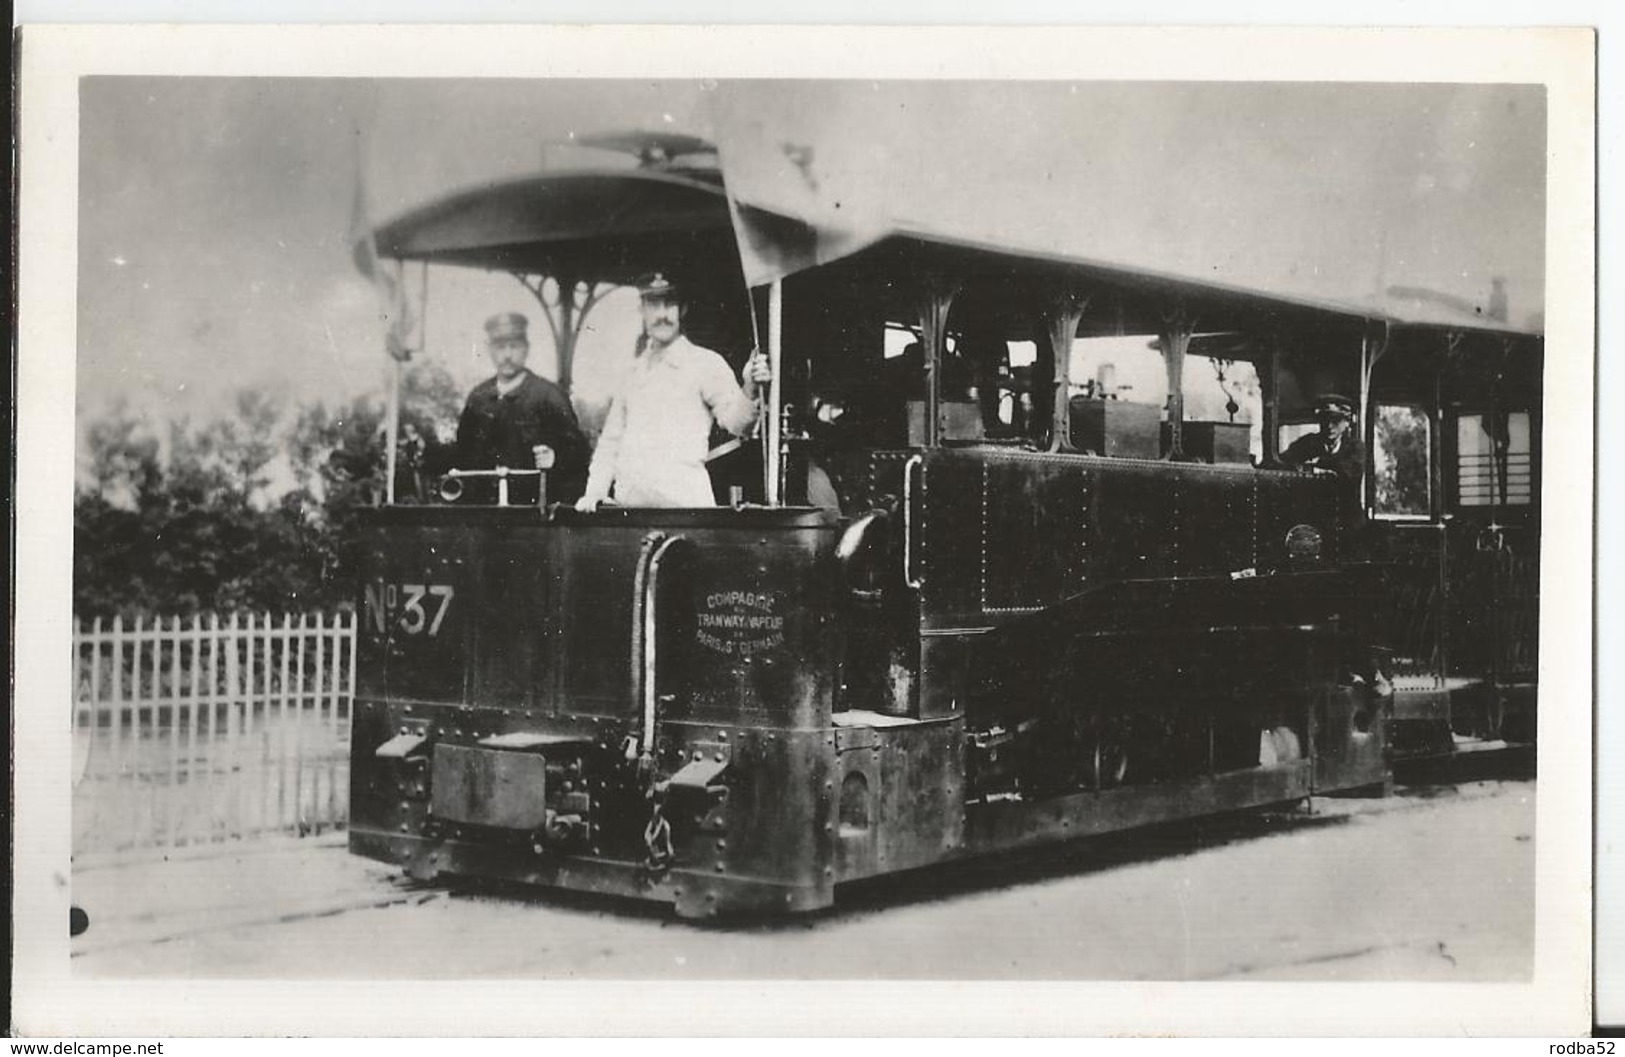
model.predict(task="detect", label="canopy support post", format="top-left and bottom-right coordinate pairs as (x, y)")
top-left (765, 279), bottom-right (784, 505)
top-left (1359, 322), bottom-right (1391, 511)
top-left (1043, 287), bottom-right (1090, 454)
top-left (1261, 329), bottom-right (1283, 464)
top-left (556, 279), bottom-right (578, 394)
top-left (384, 357), bottom-right (402, 505)
top-left (1159, 305), bottom-right (1195, 460)
top-left (916, 276), bottom-right (959, 449)
top-left (1488, 334), bottom-right (1514, 519)
top-left (1430, 336), bottom-right (1448, 520)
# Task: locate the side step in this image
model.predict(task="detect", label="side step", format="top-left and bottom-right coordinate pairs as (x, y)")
top-left (1393, 738), bottom-right (1535, 785)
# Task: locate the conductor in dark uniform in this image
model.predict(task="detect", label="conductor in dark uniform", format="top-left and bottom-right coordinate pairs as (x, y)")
top-left (1281, 393), bottom-right (1364, 481)
top-left (455, 312), bottom-right (587, 503)
top-left (1283, 394), bottom-right (1388, 697)
top-left (1282, 392), bottom-right (1367, 533)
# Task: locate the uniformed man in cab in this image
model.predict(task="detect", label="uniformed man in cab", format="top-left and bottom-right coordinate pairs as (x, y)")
top-left (1282, 392), bottom-right (1366, 528)
top-left (1284, 392), bottom-right (1385, 696)
top-left (1281, 393), bottom-right (1364, 481)
top-left (455, 311), bottom-right (588, 503)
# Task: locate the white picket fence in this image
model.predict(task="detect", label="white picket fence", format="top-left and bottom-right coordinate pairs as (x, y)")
top-left (72, 611), bottom-right (357, 858)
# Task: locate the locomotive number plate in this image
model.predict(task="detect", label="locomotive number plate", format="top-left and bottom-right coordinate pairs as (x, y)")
top-left (363, 581), bottom-right (456, 637)
top-left (430, 744), bottom-right (548, 830)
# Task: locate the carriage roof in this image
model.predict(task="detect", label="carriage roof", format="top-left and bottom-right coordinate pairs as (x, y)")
top-left (366, 160), bottom-right (1542, 343)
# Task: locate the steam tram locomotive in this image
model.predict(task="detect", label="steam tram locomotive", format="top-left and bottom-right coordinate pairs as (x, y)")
top-left (348, 136), bottom-right (1541, 917)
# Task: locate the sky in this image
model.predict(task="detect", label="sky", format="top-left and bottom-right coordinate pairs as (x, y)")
top-left (714, 80), bottom-right (1546, 325)
top-left (76, 79), bottom-right (710, 434)
top-left (75, 77), bottom-right (1545, 448)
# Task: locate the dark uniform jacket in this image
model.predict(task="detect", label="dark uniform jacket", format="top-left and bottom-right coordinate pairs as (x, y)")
top-left (1282, 431), bottom-right (1363, 478)
top-left (1282, 430), bottom-right (1366, 529)
top-left (456, 370), bottom-right (587, 503)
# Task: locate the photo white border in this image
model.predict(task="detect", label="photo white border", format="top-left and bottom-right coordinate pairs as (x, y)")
top-left (13, 22), bottom-right (1598, 1036)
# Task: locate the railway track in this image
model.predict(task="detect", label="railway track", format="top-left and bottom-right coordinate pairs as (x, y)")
top-left (71, 770), bottom-right (1536, 983)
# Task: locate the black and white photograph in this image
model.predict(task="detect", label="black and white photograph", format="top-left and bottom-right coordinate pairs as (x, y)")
top-left (12, 23), bottom-right (1596, 1037)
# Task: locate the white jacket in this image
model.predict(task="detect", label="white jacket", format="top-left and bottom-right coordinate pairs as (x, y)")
top-left (584, 335), bottom-right (760, 507)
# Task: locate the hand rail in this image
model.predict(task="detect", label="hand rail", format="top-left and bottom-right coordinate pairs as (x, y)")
top-left (440, 465), bottom-right (547, 507)
top-left (902, 454), bottom-right (924, 591)
top-left (642, 535), bottom-right (687, 753)
top-left (629, 532), bottom-right (686, 757)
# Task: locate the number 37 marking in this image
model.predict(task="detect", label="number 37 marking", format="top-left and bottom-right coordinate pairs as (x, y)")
top-left (366, 582), bottom-right (455, 637)
top-left (399, 583), bottom-right (455, 636)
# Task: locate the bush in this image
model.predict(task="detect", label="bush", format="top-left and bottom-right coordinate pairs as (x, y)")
top-left (74, 366), bottom-right (461, 619)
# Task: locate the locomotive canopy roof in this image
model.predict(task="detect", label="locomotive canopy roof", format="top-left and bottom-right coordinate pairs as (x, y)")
top-left (364, 152), bottom-right (1543, 343)
top-left (370, 167), bottom-right (738, 285)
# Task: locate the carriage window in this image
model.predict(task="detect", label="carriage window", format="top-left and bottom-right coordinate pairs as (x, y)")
top-left (1457, 412), bottom-right (1533, 507)
top-left (1373, 404), bottom-right (1432, 517)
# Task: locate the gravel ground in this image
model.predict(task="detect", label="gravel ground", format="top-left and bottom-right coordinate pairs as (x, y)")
top-left (73, 778), bottom-right (1535, 982)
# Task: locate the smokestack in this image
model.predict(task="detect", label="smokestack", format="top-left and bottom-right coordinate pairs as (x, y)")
top-left (1489, 277), bottom-right (1508, 323)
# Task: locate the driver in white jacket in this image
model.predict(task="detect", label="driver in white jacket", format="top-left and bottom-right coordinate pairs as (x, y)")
top-left (576, 273), bottom-right (772, 510)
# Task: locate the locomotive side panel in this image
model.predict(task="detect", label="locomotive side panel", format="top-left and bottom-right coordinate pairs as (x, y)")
top-left (1253, 467), bottom-right (1343, 569)
top-left (349, 507), bottom-right (846, 917)
top-left (908, 448), bottom-right (1379, 824)
top-left (554, 528), bottom-right (636, 717)
top-left (910, 448), bottom-right (1347, 628)
top-left (355, 513), bottom-right (580, 714)
top-left (356, 520), bottom-right (478, 709)
top-left (674, 524), bottom-right (839, 731)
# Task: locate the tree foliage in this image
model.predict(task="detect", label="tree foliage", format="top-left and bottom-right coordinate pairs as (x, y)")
top-left (74, 366), bottom-right (462, 620)
top-left (1373, 404), bottom-right (1432, 516)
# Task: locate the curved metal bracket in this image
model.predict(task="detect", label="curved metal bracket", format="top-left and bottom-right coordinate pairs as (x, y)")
top-left (511, 272), bottom-right (614, 394)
